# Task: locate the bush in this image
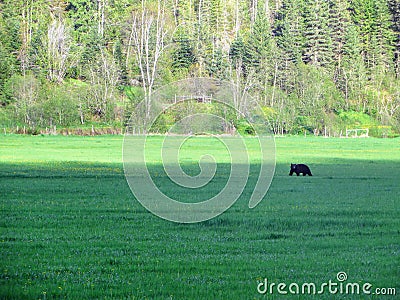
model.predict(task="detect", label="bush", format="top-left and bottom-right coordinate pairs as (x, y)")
top-left (234, 118), bottom-right (255, 135)
top-left (291, 116), bottom-right (315, 135)
top-left (337, 110), bottom-right (378, 128)
top-left (0, 106), bottom-right (13, 128)
top-left (369, 126), bottom-right (399, 138)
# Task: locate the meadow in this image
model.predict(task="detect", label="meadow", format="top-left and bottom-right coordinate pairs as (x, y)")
top-left (0, 134), bottom-right (399, 299)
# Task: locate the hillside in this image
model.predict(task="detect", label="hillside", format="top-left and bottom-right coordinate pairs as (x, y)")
top-left (0, 0), bottom-right (399, 136)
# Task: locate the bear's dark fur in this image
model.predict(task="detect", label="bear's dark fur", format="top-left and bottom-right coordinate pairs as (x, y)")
top-left (289, 163), bottom-right (312, 176)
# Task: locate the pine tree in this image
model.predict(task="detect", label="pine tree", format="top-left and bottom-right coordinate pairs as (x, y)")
top-left (275, 0), bottom-right (305, 64)
top-left (172, 31), bottom-right (196, 73)
top-left (0, 3), bottom-right (19, 104)
top-left (245, 14), bottom-right (273, 70)
top-left (302, 0), bottom-right (334, 67)
top-left (66, 0), bottom-right (98, 45)
top-left (372, 0), bottom-right (396, 68)
top-left (229, 35), bottom-right (246, 67)
top-left (328, 0), bottom-right (352, 67)
top-left (387, 0), bottom-right (400, 76)
top-left (341, 24), bottom-right (368, 107)
top-left (206, 47), bottom-right (229, 79)
top-left (244, 12), bottom-right (275, 104)
top-left (351, 0), bottom-right (395, 70)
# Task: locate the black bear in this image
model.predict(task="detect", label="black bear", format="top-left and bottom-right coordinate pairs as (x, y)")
top-left (289, 163), bottom-right (312, 176)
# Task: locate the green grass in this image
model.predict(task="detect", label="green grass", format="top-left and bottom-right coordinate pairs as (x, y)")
top-left (0, 135), bottom-right (399, 299)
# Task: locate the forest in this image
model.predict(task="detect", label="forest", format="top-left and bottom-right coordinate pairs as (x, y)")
top-left (0, 0), bottom-right (399, 136)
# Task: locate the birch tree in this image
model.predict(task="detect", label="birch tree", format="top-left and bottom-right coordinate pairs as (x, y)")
top-left (129, 0), bottom-right (167, 121)
top-left (46, 19), bottom-right (69, 83)
top-left (88, 49), bottom-right (119, 122)
top-left (18, 0), bottom-right (34, 75)
top-left (97, 0), bottom-right (107, 38)
top-left (229, 35), bottom-right (256, 114)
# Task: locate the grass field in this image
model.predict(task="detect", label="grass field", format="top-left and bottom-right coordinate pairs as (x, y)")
top-left (0, 134), bottom-right (399, 299)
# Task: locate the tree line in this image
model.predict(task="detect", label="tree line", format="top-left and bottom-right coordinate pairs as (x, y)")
top-left (0, 0), bottom-right (399, 136)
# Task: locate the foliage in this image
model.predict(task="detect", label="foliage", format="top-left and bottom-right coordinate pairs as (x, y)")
top-left (233, 118), bottom-right (256, 135)
top-left (338, 110), bottom-right (378, 127)
top-left (0, 0), bottom-right (399, 134)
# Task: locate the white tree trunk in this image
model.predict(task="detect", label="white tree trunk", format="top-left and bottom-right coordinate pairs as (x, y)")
top-left (130, 0), bottom-right (167, 123)
top-left (46, 19), bottom-right (69, 83)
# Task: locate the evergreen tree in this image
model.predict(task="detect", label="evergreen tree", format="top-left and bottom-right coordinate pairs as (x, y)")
top-left (172, 31), bottom-right (196, 73)
top-left (206, 47), bottom-right (229, 79)
top-left (387, 0), bottom-right (400, 76)
top-left (302, 0), bottom-right (334, 67)
top-left (341, 24), bottom-right (368, 108)
top-left (0, 5), bottom-right (19, 105)
top-left (245, 14), bottom-right (273, 70)
top-left (329, 0), bottom-right (352, 67)
top-left (66, 0), bottom-right (102, 77)
top-left (351, 0), bottom-right (395, 70)
top-left (0, 0), bottom-right (399, 134)
top-left (244, 13), bottom-right (276, 103)
top-left (229, 35), bottom-right (246, 66)
top-left (275, 0), bottom-right (305, 64)
top-left (372, 0), bottom-right (396, 68)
